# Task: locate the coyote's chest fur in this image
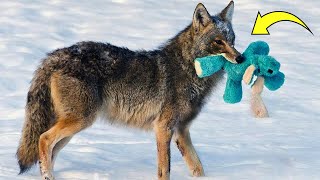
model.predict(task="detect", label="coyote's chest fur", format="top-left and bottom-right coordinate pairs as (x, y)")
top-left (103, 98), bottom-right (163, 129)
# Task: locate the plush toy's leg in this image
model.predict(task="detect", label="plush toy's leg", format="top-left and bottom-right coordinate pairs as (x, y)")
top-left (223, 78), bottom-right (242, 104)
top-left (251, 77), bottom-right (269, 118)
top-left (264, 72), bottom-right (285, 91)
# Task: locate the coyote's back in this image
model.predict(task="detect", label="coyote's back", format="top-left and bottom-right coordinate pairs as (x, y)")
top-left (17, 41), bottom-right (169, 173)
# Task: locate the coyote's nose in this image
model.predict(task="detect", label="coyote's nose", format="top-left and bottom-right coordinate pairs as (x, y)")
top-left (236, 55), bottom-right (244, 64)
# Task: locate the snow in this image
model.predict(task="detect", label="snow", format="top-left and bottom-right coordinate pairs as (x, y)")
top-left (0, 0), bottom-right (319, 179)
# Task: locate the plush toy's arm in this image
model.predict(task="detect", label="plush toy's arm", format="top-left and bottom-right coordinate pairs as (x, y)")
top-left (264, 72), bottom-right (285, 91)
top-left (194, 56), bottom-right (225, 78)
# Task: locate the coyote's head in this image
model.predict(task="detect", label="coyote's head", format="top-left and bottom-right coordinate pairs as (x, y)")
top-left (190, 1), bottom-right (243, 64)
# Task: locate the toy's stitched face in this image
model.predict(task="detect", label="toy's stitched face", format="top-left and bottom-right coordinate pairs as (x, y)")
top-left (256, 56), bottom-right (280, 77)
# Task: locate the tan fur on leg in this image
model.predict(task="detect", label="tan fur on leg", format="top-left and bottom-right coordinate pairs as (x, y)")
top-left (51, 136), bottom-right (72, 170)
top-left (38, 118), bottom-right (86, 180)
top-left (251, 77), bottom-right (269, 118)
top-left (154, 109), bottom-right (174, 180)
top-left (174, 127), bottom-right (204, 176)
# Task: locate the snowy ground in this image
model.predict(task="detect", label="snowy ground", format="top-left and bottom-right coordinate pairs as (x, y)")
top-left (0, 0), bottom-right (319, 179)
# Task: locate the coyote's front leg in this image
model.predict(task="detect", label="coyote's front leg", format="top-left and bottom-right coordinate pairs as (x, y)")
top-left (174, 126), bottom-right (204, 176)
top-left (154, 109), bottom-right (174, 180)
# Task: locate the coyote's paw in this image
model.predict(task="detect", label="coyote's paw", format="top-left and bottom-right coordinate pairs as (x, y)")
top-left (192, 166), bottom-right (205, 177)
top-left (42, 172), bottom-right (54, 180)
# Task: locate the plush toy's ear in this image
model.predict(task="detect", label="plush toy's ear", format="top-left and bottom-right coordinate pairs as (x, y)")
top-left (243, 65), bottom-right (256, 85)
top-left (243, 41), bottom-right (270, 57)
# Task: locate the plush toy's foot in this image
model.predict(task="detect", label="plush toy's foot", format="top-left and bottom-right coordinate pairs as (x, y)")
top-left (251, 77), bottom-right (269, 118)
top-left (194, 61), bottom-right (203, 77)
top-left (251, 94), bottom-right (269, 118)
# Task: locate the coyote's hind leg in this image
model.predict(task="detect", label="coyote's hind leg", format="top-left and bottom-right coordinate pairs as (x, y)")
top-left (38, 117), bottom-right (92, 180)
top-left (50, 136), bottom-right (73, 170)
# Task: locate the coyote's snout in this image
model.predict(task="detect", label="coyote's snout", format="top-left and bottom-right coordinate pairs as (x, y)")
top-left (213, 39), bottom-right (243, 63)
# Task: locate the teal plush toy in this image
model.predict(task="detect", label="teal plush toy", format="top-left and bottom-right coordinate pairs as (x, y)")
top-left (194, 41), bottom-right (285, 117)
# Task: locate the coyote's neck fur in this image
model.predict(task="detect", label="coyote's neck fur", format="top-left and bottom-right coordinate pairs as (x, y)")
top-left (161, 24), bottom-right (224, 102)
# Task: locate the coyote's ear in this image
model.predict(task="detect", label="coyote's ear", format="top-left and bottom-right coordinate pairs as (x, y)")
top-left (220, 1), bottom-right (234, 22)
top-left (192, 3), bottom-right (211, 33)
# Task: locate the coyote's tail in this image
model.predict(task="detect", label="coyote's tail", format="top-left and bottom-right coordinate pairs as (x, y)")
top-left (16, 66), bottom-right (54, 174)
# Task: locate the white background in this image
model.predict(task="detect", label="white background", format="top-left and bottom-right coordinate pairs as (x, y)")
top-left (0, 0), bottom-right (319, 179)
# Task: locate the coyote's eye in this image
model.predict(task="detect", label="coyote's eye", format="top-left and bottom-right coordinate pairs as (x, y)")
top-left (214, 40), bottom-right (223, 45)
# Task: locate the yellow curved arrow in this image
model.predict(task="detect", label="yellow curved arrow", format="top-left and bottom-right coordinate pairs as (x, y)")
top-left (252, 11), bottom-right (313, 35)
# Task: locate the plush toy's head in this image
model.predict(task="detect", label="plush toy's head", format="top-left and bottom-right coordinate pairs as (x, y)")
top-left (242, 41), bottom-right (285, 91)
top-left (243, 41), bottom-right (270, 56)
top-left (254, 56), bottom-right (281, 77)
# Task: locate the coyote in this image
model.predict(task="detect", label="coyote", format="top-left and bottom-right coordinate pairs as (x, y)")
top-left (17, 1), bottom-right (243, 179)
